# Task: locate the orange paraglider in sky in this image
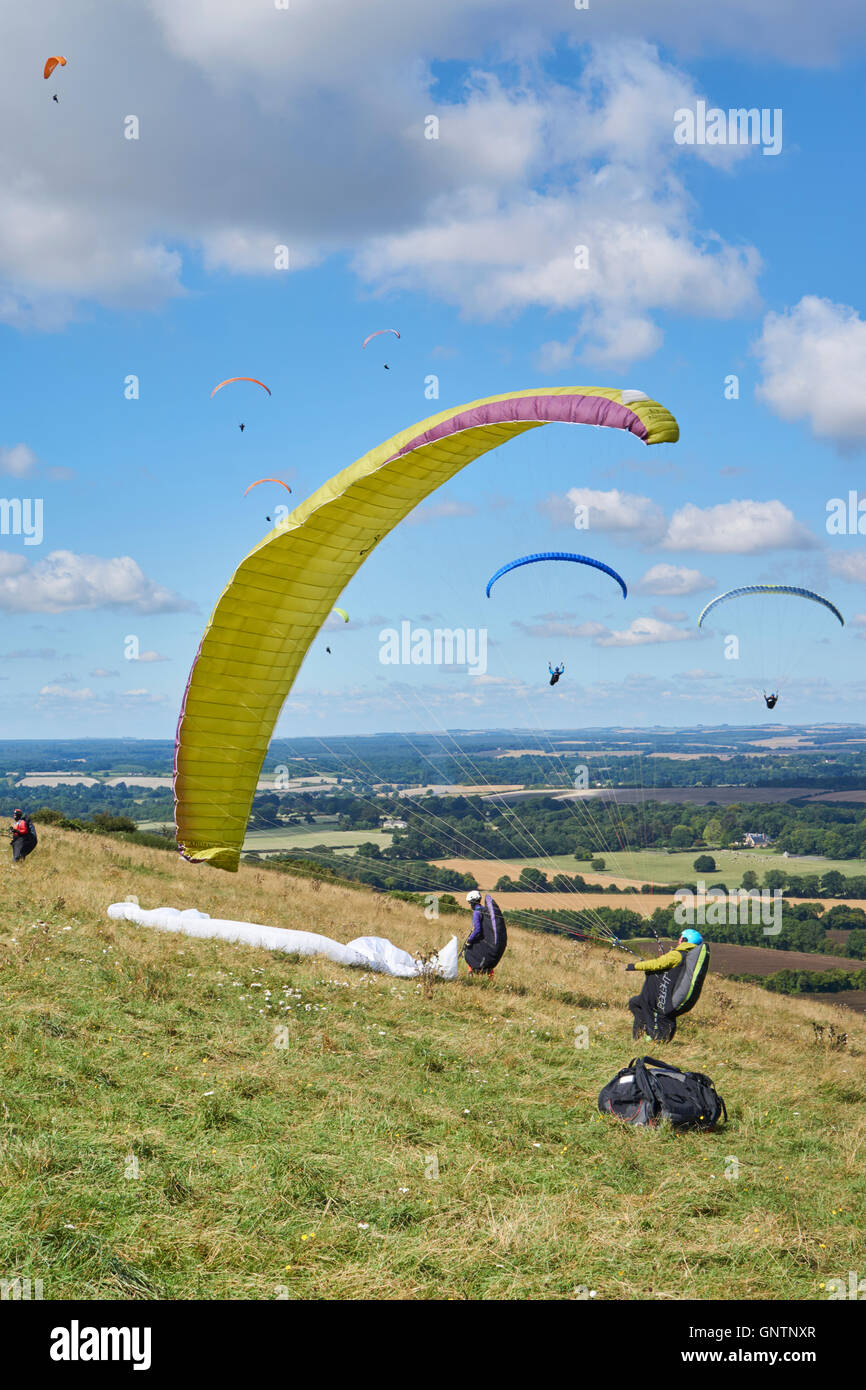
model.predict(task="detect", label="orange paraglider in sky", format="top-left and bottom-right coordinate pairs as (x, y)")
top-left (211, 377), bottom-right (271, 431)
top-left (44, 56), bottom-right (67, 80)
top-left (243, 479), bottom-right (291, 497)
top-left (210, 377), bottom-right (271, 398)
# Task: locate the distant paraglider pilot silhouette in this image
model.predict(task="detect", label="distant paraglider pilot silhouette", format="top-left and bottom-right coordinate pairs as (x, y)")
top-left (763, 691), bottom-right (778, 709)
top-left (549, 661), bottom-right (565, 686)
top-left (10, 808), bottom-right (37, 864)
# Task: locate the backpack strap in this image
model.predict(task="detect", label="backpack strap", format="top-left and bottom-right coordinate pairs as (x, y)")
top-left (631, 1057), bottom-right (662, 1110)
top-left (641, 1055), bottom-right (687, 1077)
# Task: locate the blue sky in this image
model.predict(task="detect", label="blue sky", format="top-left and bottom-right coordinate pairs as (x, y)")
top-left (3, 2), bottom-right (866, 739)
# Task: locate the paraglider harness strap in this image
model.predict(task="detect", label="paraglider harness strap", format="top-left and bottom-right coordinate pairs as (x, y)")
top-left (627, 1056), bottom-right (663, 1112)
top-left (633, 1056), bottom-right (727, 1125)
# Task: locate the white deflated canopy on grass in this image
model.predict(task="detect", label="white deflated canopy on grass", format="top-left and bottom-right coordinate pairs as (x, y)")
top-left (107, 902), bottom-right (459, 979)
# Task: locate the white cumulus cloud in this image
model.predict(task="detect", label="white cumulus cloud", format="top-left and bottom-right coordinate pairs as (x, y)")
top-left (0, 550), bottom-right (194, 614)
top-left (636, 563), bottom-right (715, 595)
top-left (662, 499), bottom-right (816, 553)
top-left (0, 12), bottom-right (766, 359)
top-left (38, 685), bottom-right (97, 702)
top-left (548, 487), bottom-right (667, 541)
top-left (754, 296), bottom-right (866, 449)
top-left (595, 616), bottom-right (697, 646)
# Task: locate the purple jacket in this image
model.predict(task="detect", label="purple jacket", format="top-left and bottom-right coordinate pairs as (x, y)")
top-left (466, 901), bottom-right (485, 944)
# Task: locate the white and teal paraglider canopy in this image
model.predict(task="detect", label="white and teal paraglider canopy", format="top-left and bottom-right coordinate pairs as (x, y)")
top-left (697, 585), bottom-right (844, 630)
top-left (697, 584), bottom-right (845, 707)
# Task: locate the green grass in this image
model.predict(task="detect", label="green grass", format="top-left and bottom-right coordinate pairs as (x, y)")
top-left (1, 827), bottom-right (864, 1300)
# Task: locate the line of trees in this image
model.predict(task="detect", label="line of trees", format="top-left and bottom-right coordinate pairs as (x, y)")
top-left (731, 968), bottom-right (866, 995)
top-left (254, 846), bottom-right (477, 894)
top-left (515, 902), bottom-right (866, 957)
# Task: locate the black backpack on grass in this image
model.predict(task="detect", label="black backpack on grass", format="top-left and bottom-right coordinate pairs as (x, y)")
top-left (598, 1056), bottom-right (726, 1131)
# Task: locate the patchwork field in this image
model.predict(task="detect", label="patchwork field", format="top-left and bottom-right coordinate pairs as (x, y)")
top-left (242, 827), bottom-right (394, 854)
top-left (435, 848), bottom-right (866, 889)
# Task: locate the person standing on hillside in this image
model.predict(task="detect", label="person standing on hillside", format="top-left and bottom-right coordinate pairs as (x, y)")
top-left (625, 928), bottom-right (709, 1042)
top-left (10, 808), bottom-right (38, 865)
top-left (463, 890), bottom-right (507, 977)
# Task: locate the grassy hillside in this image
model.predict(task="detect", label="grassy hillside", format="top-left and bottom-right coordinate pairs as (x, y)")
top-left (1, 827), bottom-right (864, 1301)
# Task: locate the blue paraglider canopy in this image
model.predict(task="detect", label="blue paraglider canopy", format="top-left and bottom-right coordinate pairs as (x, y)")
top-left (485, 551), bottom-right (628, 600)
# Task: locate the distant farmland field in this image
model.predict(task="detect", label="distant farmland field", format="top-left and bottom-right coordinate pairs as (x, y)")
top-left (492, 786), bottom-right (848, 806)
top-left (242, 827), bottom-right (393, 855)
top-left (435, 847), bottom-right (866, 888)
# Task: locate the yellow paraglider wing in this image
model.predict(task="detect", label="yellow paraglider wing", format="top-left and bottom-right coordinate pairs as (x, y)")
top-left (332, 607), bottom-right (350, 622)
top-left (175, 385), bottom-right (678, 869)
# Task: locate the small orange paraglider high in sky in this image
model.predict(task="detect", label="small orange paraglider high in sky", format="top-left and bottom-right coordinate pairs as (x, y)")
top-left (44, 56), bottom-right (67, 80)
top-left (211, 377), bottom-right (271, 432)
top-left (244, 478), bottom-right (292, 525)
top-left (211, 377), bottom-right (271, 398)
top-left (243, 478), bottom-right (291, 497)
